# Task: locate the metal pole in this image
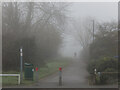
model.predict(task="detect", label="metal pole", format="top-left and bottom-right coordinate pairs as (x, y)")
top-left (20, 47), bottom-right (23, 83)
top-left (36, 71), bottom-right (38, 82)
top-left (59, 71), bottom-right (62, 86)
top-left (94, 68), bottom-right (96, 84)
top-left (93, 20), bottom-right (94, 42)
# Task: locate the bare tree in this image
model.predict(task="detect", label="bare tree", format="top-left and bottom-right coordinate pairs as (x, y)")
top-left (73, 17), bottom-right (96, 49)
top-left (2, 2), bottom-right (70, 71)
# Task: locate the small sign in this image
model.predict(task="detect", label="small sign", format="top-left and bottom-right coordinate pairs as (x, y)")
top-left (94, 68), bottom-right (97, 74)
top-left (20, 48), bottom-right (22, 52)
top-left (36, 67), bottom-right (38, 71)
top-left (98, 72), bottom-right (101, 77)
top-left (94, 69), bottom-right (96, 72)
top-left (32, 69), bottom-right (34, 72)
top-left (59, 67), bottom-right (62, 71)
top-left (98, 72), bottom-right (100, 75)
top-left (20, 53), bottom-right (23, 56)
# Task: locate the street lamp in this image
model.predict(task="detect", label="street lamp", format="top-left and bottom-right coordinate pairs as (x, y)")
top-left (92, 20), bottom-right (95, 43)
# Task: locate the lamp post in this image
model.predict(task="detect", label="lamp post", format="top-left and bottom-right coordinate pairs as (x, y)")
top-left (93, 20), bottom-right (95, 43)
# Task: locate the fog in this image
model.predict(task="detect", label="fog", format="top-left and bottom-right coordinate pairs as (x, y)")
top-left (2, 2), bottom-right (118, 87)
top-left (2, 2), bottom-right (118, 69)
top-left (59, 2), bottom-right (117, 58)
top-left (59, 34), bottom-right (82, 58)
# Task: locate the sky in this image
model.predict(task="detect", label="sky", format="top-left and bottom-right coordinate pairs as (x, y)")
top-left (59, 2), bottom-right (118, 58)
top-left (70, 2), bottom-right (118, 22)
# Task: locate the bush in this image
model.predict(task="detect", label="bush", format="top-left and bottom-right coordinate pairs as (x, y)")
top-left (87, 56), bottom-right (118, 84)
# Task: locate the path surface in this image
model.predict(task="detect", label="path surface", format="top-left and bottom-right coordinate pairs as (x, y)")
top-left (4, 57), bottom-right (118, 88)
top-left (31, 57), bottom-right (89, 88)
top-left (14, 57), bottom-right (90, 88)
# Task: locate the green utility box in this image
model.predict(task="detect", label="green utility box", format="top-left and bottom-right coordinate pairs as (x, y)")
top-left (24, 63), bottom-right (34, 80)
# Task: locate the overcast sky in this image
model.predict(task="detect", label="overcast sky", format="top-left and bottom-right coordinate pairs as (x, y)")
top-left (70, 2), bottom-right (118, 22)
top-left (60, 2), bottom-right (118, 58)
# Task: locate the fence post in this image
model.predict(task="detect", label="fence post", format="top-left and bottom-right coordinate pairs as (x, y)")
top-left (18, 74), bottom-right (20, 85)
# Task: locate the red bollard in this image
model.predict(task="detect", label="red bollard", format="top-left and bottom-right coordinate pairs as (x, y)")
top-left (59, 67), bottom-right (62, 71)
top-left (59, 67), bottom-right (62, 86)
top-left (36, 67), bottom-right (39, 82)
top-left (36, 67), bottom-right (38, 71)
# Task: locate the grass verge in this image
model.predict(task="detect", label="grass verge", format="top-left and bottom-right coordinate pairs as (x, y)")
top-left (2, 57), bottom-right (71, 86)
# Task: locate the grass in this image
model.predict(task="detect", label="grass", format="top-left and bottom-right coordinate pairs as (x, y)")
top-left (2, 57), bottom-right (71, 86)
top-left (38, 59), bottom-right (70, 79)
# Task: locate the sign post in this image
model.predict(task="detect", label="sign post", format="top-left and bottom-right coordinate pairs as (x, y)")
top-left (59, 67), bottom-right (62, 86)
top-left (20, 47), bottom-right (23, 83)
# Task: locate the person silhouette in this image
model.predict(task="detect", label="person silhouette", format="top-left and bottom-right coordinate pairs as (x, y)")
top-left (74, 52), bottom-right (77, 57)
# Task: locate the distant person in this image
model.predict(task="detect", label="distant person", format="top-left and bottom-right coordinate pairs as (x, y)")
top-left (74, 52), bottom-right (77, 57)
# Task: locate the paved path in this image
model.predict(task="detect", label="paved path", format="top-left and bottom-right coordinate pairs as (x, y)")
top-left (30, 58), bottom-right (89, 88)
top-left (3, 58), bottom-right (118, 88)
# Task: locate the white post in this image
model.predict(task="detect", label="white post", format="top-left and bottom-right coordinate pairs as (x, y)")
top-left (94, 68), bottom-right (97, 75)
top-left (18, 74), bottom-right (20, 85)
top-left (0, 74), bottom-right (20, 85)
top-left (94, 68), bottom-right (97, 84)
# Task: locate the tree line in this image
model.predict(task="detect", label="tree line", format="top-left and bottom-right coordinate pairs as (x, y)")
top-left (73, 18), bottom-right (118, 84)
top-left (2, 2), bottom-right (69, 71)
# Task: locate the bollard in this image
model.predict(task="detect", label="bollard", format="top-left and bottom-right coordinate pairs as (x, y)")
top-left (98, 72), bottom-right (101, 77)
top-left (98, 72), bottom-right (101, 83)
top-left (59, 67), bottom-right (62, 86)
top-left (94, 68), bottom-right (97, 84)
top-left (36, 67), bottom-right (39, 82)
